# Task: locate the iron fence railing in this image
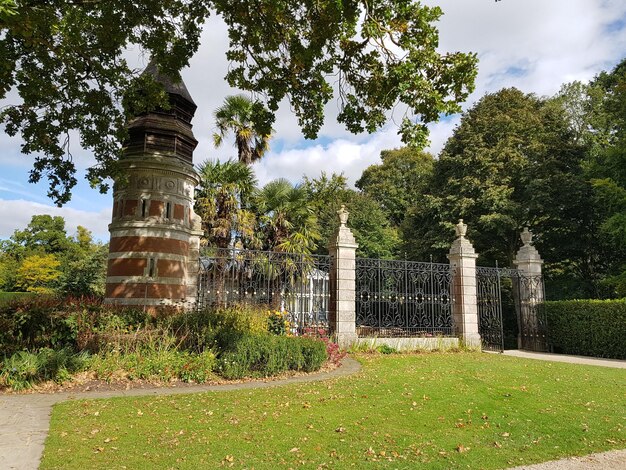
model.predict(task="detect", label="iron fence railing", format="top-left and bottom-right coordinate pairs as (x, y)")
top-left (355, 258), bottom-right (455, 337)
top-left (197, 248), bottom-right (331, 336)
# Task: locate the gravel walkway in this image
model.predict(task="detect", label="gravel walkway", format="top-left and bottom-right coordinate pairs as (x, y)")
top-left (0, 358), bottom-right (361, 470)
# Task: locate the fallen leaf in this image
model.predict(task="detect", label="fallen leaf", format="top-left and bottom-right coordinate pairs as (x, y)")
top-left (335, 427), bottom-right (346, 433)
top-left (289, 447), bottom-right (299, 453)
top-left (456, 445), bottom-right (469, 453)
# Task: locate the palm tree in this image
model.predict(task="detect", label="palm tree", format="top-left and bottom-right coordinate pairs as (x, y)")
top-left (195, 159), bottom-right (258, 249)
top-left (213, 95), bottom-right (272, 165)
top-left (254, 179), bottom-right (320, 254)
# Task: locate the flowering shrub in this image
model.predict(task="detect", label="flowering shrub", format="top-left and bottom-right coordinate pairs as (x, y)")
top-left (321, 337), bottom-right (345, 366)
top-left (267, 309), bottom-right (290, 336)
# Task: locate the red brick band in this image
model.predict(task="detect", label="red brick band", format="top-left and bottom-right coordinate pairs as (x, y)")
top-left (109, 236), bottom-right (190, 255)
top-left (106, 282), bottom-right (187, 299)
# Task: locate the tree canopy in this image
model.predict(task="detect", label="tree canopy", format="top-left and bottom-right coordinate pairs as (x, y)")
top-left (356, 147), bottom-right (434, 227)
top-left (1, 0), bottom-right (477, 204)
top-left (0, 215), bottom-right (108, 296)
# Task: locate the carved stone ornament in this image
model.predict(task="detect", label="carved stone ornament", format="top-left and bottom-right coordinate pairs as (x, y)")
top-left (455, 219), bottom-right (467, 239)
top-left (337, 204), bottom-right (349, 226)
top-left (520, 227), bottom-right (533, 246)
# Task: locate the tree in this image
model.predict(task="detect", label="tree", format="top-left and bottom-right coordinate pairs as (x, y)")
top-left (195, 159), bottom-right (258, 249)
top-left (15, 254), bottom-right (62, 294)
top-left (0, 217), bottom-right (108, 296)
top-left (213, 95), bottom-right (272, 165)
top-left (401, 88), bottom-right (595, 288)
top-left (356, 148), bottom-right (434, 227)
top-left (303, 172), bottom-right (400, 259)
top-left (59, 226), bottom-right (108, 297)
top-left (3, 215), bottom-right (71, 258)
top-left (253, 179), bottom-right (320, 254)
top-left (1, 1), bottom-right (477, 204)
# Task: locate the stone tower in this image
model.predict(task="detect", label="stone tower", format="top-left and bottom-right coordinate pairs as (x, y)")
top-left (105, 63), bottom-right (203, 309)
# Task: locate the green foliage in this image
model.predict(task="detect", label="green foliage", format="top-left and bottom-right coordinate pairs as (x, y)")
top-left (2, 1), bottom-right (475, 204)
top-left (177, 305), bottom-right (269, 352)
top-left (195, 159), bottom-right (258, 249)
top-left (376, 344), bottom-right (398, 354)
top-left (267, 309), bottom-right (288, 336)
top-left (0, 348), bottom-right (89, 391)
top-left (1, 216), bottom-right (108, 297)
top-left (88, 348), bottom-right (216, 384)
top-left (217, 334), bottom-right (327, 379)
top-left (303, 172), bottom-right (400, 259)
top-left (213, 94), bottom-right (272, 165)
top-left (356, 148), bottom-right (434, 227)
top-left (253, 179), bottom-right (320, 254)
top-left (0, 255), bottom-right (18, 291)
top-left (545, 299), bottom-right (626, 359)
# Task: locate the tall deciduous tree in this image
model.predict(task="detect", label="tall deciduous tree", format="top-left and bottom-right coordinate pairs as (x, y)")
top-left (356, 148), bottom-right (434, 227)
top-left (213, 95), bottom-right (272, 165)
top-left (15, 253), bottom-right (61, 294)
top-left (401, 89), bottom-right (595, 290)
top-left (1, 1), bottom-right (476, 204)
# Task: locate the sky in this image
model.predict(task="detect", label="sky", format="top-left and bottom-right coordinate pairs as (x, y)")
top-left (1, 0), bottom-right (626, 242)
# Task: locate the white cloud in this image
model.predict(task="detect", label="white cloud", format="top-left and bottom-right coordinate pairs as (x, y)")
top-left (0, 199), bottom-right (111, 242)
top-left (253, 126), bottom-right (403, 188)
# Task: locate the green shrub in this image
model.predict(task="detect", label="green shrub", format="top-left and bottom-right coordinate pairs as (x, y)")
top-left (218, 334), bottom-right (327, 379)
top-left (545, 299), bottom-right (626, 359)
top-left (88, 348), bottom-right (216, 383)
top-left (376, 344), bottom-right (398, 355)
top-left (171, 305), bottom-right (269, 352)
top-left (0, 348), bottom-right (89, 390)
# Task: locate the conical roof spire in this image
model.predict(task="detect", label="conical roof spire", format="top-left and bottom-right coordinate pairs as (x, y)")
top-left (142, 60), bottom-right (196, 107)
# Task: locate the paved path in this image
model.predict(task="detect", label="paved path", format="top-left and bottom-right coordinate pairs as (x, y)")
top-left (500, 349), bottom-right (626, 368)
top-left (509, 449), bottom-right (626, 469)
top-left (0, 358), bottom-right (361, 470)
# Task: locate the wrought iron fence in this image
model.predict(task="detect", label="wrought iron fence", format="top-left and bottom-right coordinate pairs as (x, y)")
top-left (355, 258), bottom-right (455, 337)
top-left (197, 248), bottom-right (331, 336)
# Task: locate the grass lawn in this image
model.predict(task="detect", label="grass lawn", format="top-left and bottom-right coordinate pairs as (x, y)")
top-left (41, 353), bottom-right (625, 469)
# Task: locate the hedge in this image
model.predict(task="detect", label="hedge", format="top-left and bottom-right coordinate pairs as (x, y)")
top-left (545, 299), bottom-right (626, 359)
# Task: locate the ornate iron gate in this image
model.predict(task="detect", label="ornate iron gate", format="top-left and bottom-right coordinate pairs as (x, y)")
top-left (516, 274), bottom-right (548, 351)
top-left (476, 267), bottom-right (505, 351)
top-left (476, 267), bottom-right (548, 352)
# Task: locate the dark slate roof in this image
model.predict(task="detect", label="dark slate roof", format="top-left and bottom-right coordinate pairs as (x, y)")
top-left (143, 61), bottom-right (196, 106)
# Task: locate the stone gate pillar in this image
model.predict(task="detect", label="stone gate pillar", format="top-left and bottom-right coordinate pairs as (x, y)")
top-left (328, 205), bottom-right (358, 347)
top-left (447, 219), bottom-right (481, 348)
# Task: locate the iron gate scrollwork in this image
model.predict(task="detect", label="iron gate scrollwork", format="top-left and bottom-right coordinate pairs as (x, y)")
top-left (356, 258), bottom-right (454, 337)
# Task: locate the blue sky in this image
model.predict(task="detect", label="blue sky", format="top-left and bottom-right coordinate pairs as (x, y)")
top-left (1, 0), bottom-right (626, 242)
